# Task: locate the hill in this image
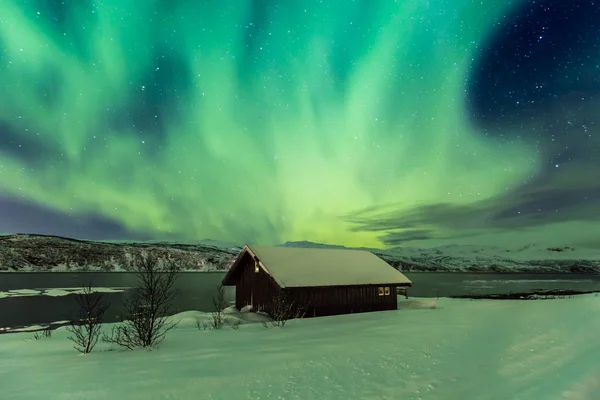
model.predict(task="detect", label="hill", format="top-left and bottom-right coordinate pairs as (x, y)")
top-left (0, 234), bottom-right (241, 272)
top-left (1, 234), bottom-right (599, 273)
top-left (282, 241), bottom-right (600, 273)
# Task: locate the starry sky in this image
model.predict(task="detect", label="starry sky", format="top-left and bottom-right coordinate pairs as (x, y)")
top-left (0, 0), bottom-right (599, 249)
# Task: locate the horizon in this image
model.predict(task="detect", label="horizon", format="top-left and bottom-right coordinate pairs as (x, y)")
top-left (2, 232), bottom-right (599, 252)
top-left (1, 1), bottom-right (599, 250)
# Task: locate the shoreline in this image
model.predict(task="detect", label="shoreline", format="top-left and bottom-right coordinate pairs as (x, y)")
top-left (2, 291), bottom-right (598, 335)
top-left (451, 289), bottom-right (600, 300)
top-left (1, 269), bottom-right (599, 274)
top-left (0, 270), bottom-right (229, 274)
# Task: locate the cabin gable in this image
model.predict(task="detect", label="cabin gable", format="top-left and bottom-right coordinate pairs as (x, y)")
top-left (224, 249), bottom-right (282, 312)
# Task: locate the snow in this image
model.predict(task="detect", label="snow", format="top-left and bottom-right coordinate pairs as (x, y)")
top-left (0, 288), bottom-right (40, 298)
top-left (279, 241), bottom-right (600, 273)
top-left (0, 324), bottom-right (47, 333)
top-left (376, 243), bottom-right (600, 272)
top-left (0, 287), bottom-right (131, 299)
top-left (1, 296), bottom-right (599, 400)
top-left (388, 243), bottom-right (600, 262)
top-left (246, 245), bottom-right (412, 287)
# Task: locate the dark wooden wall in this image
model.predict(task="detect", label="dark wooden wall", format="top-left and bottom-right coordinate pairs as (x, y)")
top-left (286, 284), bottom-right (398, 318)
top-left (231, 252), bottom-right (280, 312)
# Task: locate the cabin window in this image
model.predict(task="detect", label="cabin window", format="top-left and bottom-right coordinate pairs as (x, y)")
top-left (254, 263), bottom-right (259, 273)
top-left (378, 287), bottom-right (384, 296)
top-left (384, 287), bottom-right (390, 295)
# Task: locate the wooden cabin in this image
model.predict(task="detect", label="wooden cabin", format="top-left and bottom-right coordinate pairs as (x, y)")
top-left (221, 245), bottom-right (413, 318)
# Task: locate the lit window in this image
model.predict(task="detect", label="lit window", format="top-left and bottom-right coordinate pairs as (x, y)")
top-left (384, 287), bottom-right (390, 295)
top-left (378, 287), bottom-right (384, 296)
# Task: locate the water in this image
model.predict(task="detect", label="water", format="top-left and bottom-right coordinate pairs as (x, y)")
top-left (0, 272), bottom-right (231, 330)
top-left (1, 272), bottom-right (599, 330)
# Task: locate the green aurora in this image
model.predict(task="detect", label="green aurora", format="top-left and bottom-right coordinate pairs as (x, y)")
top-left (1, 0), bottom-right (599, 248)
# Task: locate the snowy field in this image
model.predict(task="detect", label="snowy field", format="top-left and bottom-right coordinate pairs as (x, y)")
top-left (1, 296), bottom-right (599, 400)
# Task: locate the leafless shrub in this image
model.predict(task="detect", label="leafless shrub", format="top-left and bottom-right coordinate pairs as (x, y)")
top-left (66, 282), bottom-right (110, 354)
top-left (33, 326), bottom-right (52, 340)
top-left (210, 312), bottom-right (224, 330)
top-left (194, 286), bottom-right (230, 331)
top-left (262, 292), bottom-right (305, 328)
top-left (103, 253), bottom-right (179, 349)
top-left (195, 318), bottom-right (211, 330)
top-left (230, 319), bottom-right (241, 330)
top-left (210, 285), bottom-right (227, 330)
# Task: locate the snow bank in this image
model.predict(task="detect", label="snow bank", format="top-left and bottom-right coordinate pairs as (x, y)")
top-left (166, 307), bottom-right (272, 328)
top-left (1, 295), bottom-right (599, 400)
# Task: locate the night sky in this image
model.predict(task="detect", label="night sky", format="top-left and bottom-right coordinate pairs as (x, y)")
top-left (0, 0), bottom-right (599, 249)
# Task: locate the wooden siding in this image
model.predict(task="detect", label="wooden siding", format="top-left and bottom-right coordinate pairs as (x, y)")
top-left (285, 284), bottom-right (398, 318)
top-left (232, 251), bottom-right (280, 312)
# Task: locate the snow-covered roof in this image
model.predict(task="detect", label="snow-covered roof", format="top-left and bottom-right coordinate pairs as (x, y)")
top-left (226, 245), bottom-right (412, 288)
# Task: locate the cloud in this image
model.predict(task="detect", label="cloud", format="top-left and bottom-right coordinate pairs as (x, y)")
top-left (0, 123), bottom-right (61, 164)
top-left (342, 85), bottom-right (600, 246)
top-left (344, 171), bottom-right (600, 245)
top-left (0, 195), bottom-right (151, 241)
top-left (375, 229), bottom-right (434, 246)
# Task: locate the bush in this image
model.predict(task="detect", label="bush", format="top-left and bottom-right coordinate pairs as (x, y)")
top-left (32, 327), bottom-right (52, 340)
top-left (103, 253), bottom-right (179, 349)
top-left (195, 318), bottom-right (211, 330)
top-left (66, 282), bottom-right (110, 353)
top-left (230, 319), bottom-right (241, 330)
top-left (210, 285), bottom-right (227, 330)
top-left (262, 292), bottom-right (305, 328)
top-left (194, 286), bottom-right (230, 331)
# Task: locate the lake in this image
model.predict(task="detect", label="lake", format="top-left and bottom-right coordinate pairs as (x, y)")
top-left (1, 272), bottom-right (599, 330)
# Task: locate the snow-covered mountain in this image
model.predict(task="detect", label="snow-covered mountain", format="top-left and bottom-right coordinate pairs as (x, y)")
top-left (0, 234), bottom-right (241, 272)
top-left (281, 241), bottom-right (600, 273)
top-left (1, 234), bottom-right (599, 273)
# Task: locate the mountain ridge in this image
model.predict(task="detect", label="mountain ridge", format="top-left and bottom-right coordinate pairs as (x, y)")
top-left (0, 234), bottom-right (599, 273)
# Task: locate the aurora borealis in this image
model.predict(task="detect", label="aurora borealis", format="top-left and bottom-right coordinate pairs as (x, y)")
top-left (0, 0), bottom-right (599, 249)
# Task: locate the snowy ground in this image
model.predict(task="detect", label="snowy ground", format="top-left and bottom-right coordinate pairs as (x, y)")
top-left (1, 296), bottom-right (599, 400)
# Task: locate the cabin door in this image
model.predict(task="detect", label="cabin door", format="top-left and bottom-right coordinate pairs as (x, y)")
top-left (250, 260), bottom-right (257, 310)
top-left (250, 283), bottom-right (259, 310)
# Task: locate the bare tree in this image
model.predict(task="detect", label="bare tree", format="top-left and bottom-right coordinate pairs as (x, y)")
top-left (66, 282), bottom-right (110, 353)
top-left (103, 253), bottom-right (179, 349)
top-left (210, 285), bottom-right (228, 329)
top-left (262, 292), bottom-right (305, 328)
